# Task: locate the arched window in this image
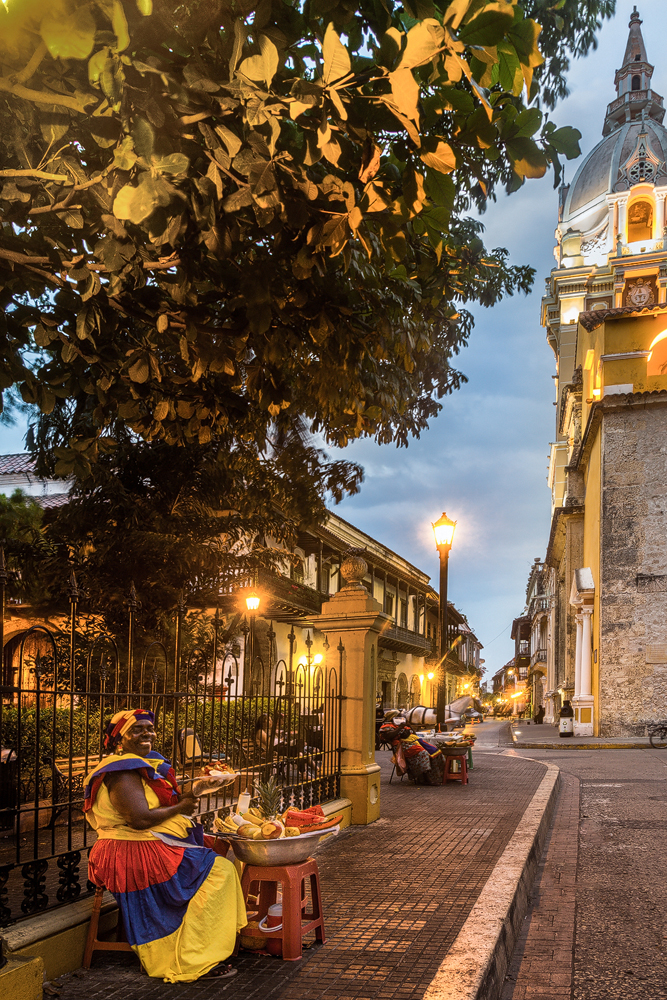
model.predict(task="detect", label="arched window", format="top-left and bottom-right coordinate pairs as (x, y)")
top-left (632, 75), bottom-right (641, 91)
top-left (627, 199), bottom-right (653, 242)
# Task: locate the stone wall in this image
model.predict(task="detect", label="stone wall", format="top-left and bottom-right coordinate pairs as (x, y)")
top-left (599, 403), bottom-right (667, 735)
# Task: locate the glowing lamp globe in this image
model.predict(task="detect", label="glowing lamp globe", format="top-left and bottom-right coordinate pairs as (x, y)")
top-left (432, 512), bottom-right (457, 551)
top-left (245, 590), bottom-right (261, 612)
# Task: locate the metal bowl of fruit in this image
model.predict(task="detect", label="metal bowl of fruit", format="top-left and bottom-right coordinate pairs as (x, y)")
top-left (218, 826), bottom-right (340, 866)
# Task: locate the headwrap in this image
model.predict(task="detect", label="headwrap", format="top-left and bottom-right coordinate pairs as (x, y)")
top-left (104, 709), bottom-right (155, 750)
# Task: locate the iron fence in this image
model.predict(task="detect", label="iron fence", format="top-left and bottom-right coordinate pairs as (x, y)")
top-left (0, 572), bottom-right (343, 927)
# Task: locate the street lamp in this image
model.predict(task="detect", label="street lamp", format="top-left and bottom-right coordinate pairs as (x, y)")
top-left (432, 511), bottom-right (457, 727)
top-left (243, 589), bottom-right (261, 692)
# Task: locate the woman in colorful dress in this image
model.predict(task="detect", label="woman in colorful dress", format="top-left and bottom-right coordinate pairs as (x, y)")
top-left (84, 708), bottom-right (246, 982)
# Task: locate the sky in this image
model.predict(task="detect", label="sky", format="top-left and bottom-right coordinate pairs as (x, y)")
top-left (330, 1), bottom-right (666, 677)
top-left (0, 1), bottom-right (662, 680)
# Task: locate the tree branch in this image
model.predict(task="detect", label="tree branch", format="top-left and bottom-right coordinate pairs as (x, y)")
top-left (0, 168), bottom-right (75, 183)
top-left (13, 42), bottom-right (48, 86)
top-left (0, 77), bottom-right (91, 114)
top-left (0, 246), bottom-right (181, 272)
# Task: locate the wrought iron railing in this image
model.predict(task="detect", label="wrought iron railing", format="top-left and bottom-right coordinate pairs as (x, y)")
top-left (530, 648), bottom-right (548, 668)
top-left (0, 578), bottom-right (343, 927)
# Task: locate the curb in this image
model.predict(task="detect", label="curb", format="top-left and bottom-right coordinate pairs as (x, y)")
top-left (423, 761), bottom-right (560, 1000)
top-left (508, 725), bottom-right (651, 751)
top-left (511, 741), bottom-right (650, 749)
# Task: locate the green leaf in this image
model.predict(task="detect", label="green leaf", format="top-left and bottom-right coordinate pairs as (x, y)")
top-left (459, 9), bottom-right (515, 47)
top-left (424, 169), bottom-right (455, 210)
top-left (41, 5), bottom-right (96, 61)
top-left (113, 174), bottom-right (169, 223)
top-left (512, 107), bottom-right (542, 138)
top-left (399, 19), bottom-right (444, 71)
top-left (112, 1), bottom-right (130, 52)
top-left (39, 109), bottom-right (70, 144)
top-left (506, 137), bottom-right (547, 178)
top-left (322, 23), bottom-right (351, 84)
top-left (90, 115), bottom-right (121, 148)
top-left (238, 35), bottom-right (280, 88)
top-left (113, 136), bottom-right (138, 170)
top-left (152, 153), bottom-right (190, 176)
top-left (132, 118), bottom-right (155, 159)
top-left (129, 356), bottom-right (150, 382)
top-left (544, 126), bottom-right (581, 160)
top-left (419, 140), bottom-right (456, 174)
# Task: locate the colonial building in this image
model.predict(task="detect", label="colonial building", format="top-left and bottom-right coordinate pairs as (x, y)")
top-left (540, 8), bottom-right (667, 735)
top-left (0, 454), bottom-right (482, 712)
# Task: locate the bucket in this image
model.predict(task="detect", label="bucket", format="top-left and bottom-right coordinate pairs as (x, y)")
top-left (559, 717), bottom-right (574, 738)
top-left (259, 903), bottom-right (283, 956)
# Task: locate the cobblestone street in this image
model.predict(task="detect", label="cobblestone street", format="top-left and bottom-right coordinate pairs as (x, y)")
top-left (49, 730), bottom-right (546, 1000)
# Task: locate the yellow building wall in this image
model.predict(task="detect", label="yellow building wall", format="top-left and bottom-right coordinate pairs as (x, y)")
top-left (582, 431), bottom-right (602, 735)
top-left (577, 316), bottom-right (667, 421)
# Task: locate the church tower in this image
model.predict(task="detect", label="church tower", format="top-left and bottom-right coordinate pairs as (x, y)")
top-left (540, 8), bottom-right (667, 735)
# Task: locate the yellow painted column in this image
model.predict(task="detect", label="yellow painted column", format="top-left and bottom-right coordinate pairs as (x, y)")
top-left (316, 550), bottom-right (390, 825)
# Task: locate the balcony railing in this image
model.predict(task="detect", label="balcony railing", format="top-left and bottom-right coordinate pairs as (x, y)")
top-left (531, 648), bottom-right (547, 668)
top-left (379, 624), bottom-right (435, 657)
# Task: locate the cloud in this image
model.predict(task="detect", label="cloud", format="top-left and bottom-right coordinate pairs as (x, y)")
top-left (334, 4), bottom-right (661, 677)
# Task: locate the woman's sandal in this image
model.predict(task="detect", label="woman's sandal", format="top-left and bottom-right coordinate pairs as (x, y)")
top-left (200, 963), bottom-right (238, 980)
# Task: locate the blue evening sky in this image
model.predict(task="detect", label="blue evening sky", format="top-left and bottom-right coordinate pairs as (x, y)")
top-left (333, 1), bottom-right (664, 677)
top-left (0, 3), bottom-right (660, 681)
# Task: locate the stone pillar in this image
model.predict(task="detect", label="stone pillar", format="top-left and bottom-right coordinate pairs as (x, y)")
top-left (618, 198), bottom-right (627, 239)
top-left (574, 612), bottom-right (583, 700)
top-left (656, 193), bottom-right (666, 240)
top-left (315, 549), bottom-right (389, 825)
top-left (573, 606), bottom-right (594, 736)
top-left (544, 598), bottom-right (557, 725)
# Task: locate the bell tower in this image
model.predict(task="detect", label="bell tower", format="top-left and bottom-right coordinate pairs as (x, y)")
top-left (539, 8), bottom-right (667, 737)
top-left (604, 7), bottom-right (664, 135)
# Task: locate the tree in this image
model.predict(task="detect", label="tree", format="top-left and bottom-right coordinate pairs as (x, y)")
top-left (0, 1), bottom-right (613, 601)
top-left (0, 488), bottom-right (53, 603)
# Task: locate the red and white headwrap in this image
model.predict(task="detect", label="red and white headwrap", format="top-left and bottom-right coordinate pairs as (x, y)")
top-left (104, 709), bottom-right (155, 749)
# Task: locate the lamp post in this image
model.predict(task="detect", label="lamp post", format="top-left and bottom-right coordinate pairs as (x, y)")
top-left (432, 512), bottom-right (457, 727)
top-left (507, 668), bottom-right (518, 715)
top-left (244, 589), bottom-right (261, 691)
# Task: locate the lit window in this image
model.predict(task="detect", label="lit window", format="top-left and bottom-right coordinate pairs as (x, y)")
top-left (628, 200), bottom-right (653, 242)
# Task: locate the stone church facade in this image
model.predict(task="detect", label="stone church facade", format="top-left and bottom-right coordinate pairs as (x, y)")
top-left (541, 8), bottom-right (667, 735)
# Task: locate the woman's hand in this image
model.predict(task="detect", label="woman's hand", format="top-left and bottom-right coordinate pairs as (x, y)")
top-left (177, 790), bottom-right (198, 816)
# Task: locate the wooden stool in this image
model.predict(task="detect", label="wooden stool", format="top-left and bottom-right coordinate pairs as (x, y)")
top-left (82, 887), bottom-right (133, 968)
top-left (443, 753), bottom-right (469, 785)
top-left (240, 858), bottom-right (325, 961)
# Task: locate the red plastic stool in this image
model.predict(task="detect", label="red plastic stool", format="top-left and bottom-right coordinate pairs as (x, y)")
top-left (444, 753), bottom-right (469, 785)
top-left (240, 858), bottom-right (326, 960)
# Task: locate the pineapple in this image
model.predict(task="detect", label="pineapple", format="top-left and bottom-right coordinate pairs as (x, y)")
top-left (255, 775), bottom-right (285, 838)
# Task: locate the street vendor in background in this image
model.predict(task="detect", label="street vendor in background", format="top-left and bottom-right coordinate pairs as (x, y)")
top-left (83, 709), bottom-right (246, 983)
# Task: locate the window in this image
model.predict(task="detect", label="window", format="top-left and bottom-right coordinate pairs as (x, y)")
top-left (628, 199), bottom-right (653, 242)
top-left (399, 599), bottom-right (407, 628)
top-left (632, 75), bottom-right (641, 91)
top-left (384, 593), bottom-right (394, 617)
top-left (320, 566), bottom-right (330, 595)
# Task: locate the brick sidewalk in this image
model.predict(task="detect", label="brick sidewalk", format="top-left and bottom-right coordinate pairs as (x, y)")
top-left (50, 751), bottom-right (548, 1000)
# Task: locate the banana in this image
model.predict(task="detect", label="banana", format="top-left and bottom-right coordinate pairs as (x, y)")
top-left (241, 811), bottom-right (263, 826)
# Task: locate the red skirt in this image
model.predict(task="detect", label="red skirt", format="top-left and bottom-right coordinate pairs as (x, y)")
top-left (88, 838), bottom-right (184, 893)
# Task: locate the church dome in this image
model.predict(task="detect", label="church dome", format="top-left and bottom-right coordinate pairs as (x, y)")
top-left (557, 8), bottom-right (667, 264)
top-left (563, 119), bottom-right (667, 226)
